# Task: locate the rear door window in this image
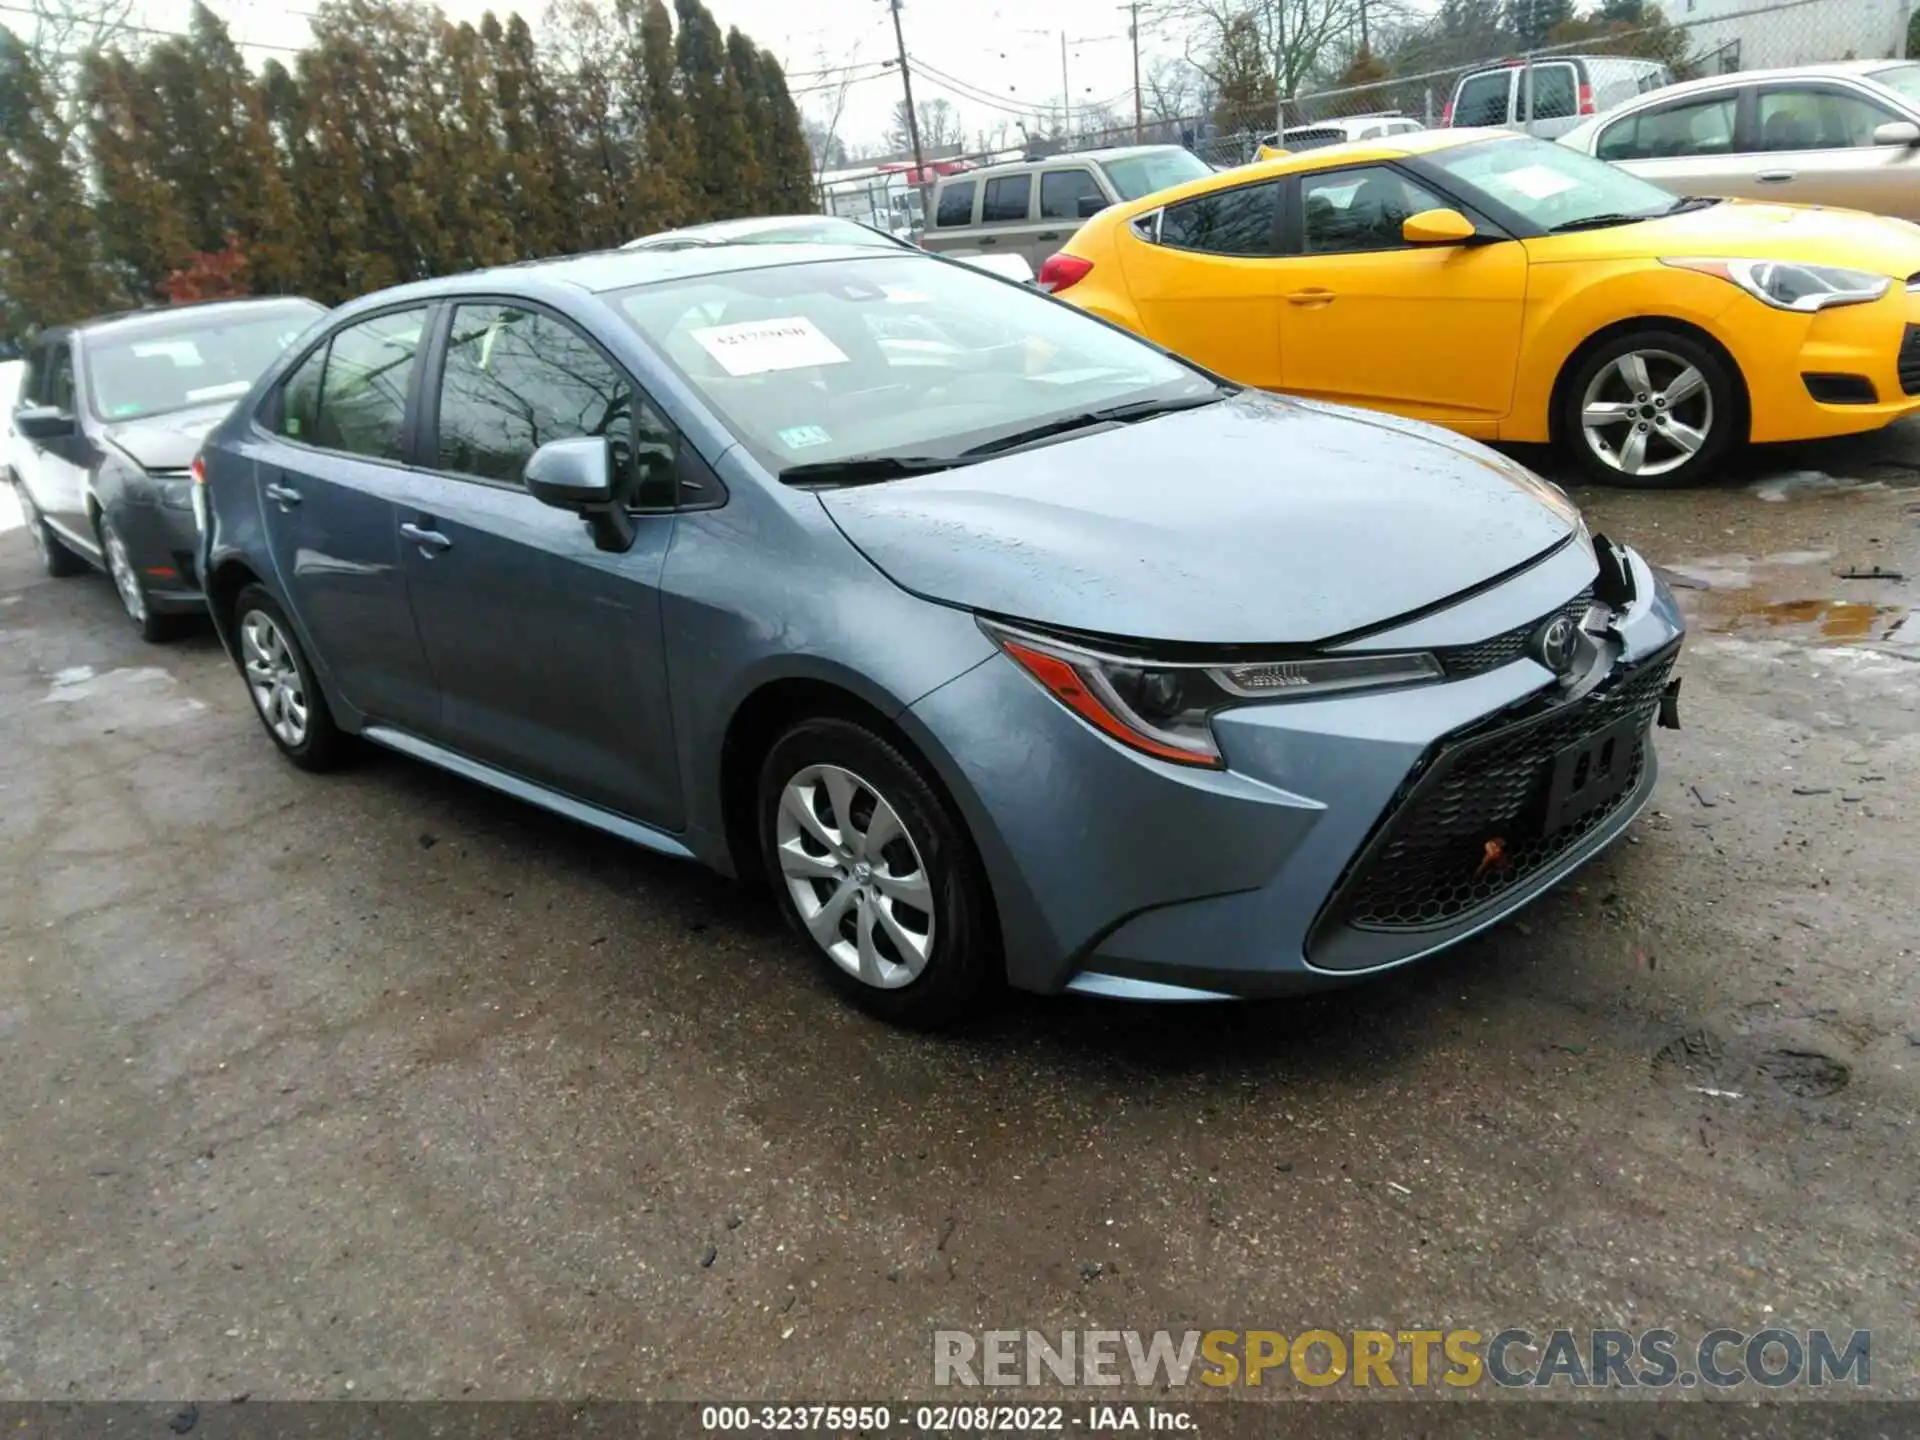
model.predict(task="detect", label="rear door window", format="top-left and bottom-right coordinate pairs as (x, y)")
top-left (1453, 71), bottom-right (1513, 127)
top-left (1597, 93), bottom-right (1736, 161)
top-left (981, 174), bottom-right (1034, 223)
top-left (934, 181), bottom-right (975, 227)
top-left (1157, 181), bottom-right (1280, 255)
top-left (1040, 168), bottom-right (1105, 219)
top-left (313, 307), bottom-right (426, 461)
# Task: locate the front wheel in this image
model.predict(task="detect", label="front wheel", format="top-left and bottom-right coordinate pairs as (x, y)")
top-left (232, 584), bottom-right (346, 771)
top-left (100, 512), bottom-right (183, 642)
top-left (758, 718), bottom-right (999, 1028)
top-left (1560, 329), bottom-right (1737, 489)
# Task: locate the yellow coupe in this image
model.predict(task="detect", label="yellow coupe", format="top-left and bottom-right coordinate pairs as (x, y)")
top-left (1042, 128), bottom-right (1920, 487)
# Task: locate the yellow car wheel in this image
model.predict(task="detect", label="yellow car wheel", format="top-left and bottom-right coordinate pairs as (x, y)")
top-left (1559, 328), bottom-right (1737, 490)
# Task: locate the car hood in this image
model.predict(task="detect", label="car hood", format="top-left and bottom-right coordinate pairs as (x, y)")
top-left (1528, 199), bottom-right (1920, 273)
top-left (818, 392), bottom-right (1578, 646)
top-left (103, 402), bottom-right (231, 471)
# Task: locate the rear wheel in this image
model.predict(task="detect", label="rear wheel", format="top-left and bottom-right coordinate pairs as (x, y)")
top-left (1560, 328), bottom-right (1736, 489)
top-left (13, 479), bottom-right (86, 577)
top-left (758, 717), bottom-right (998, 1027)
top-left (233, 584), bottom-right (346, 771)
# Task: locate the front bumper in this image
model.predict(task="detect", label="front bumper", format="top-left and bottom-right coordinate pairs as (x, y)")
top-left (1738, 285), bottom-right (1920, 444)
top-left (903, 537), bottom-right (1685, 999)
top-left (111, 487), bottom-right (205, 613)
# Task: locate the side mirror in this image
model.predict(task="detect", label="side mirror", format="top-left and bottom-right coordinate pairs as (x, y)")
top-left (1872, 120), bottom-right (1920, 148)
top-left (523, 435), bottom-right (635, 552)
top-left (15, 404), bottom-right (75, 441)
top-left (1402, 207), bottom-right (1479, 245)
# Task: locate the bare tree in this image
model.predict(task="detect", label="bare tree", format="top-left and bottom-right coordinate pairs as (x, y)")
top-left (798, 44), bottom-right (866, 190)
top-left (25, 0), bottom-right (137, 148)
top-left (885, 96), bottom-right (959, 156)
top-left (1168, 0), bottom-right (1395, 115)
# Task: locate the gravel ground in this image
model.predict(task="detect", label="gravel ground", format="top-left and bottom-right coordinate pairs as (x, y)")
top-left (2, 425), bottom-right (1918, 1405)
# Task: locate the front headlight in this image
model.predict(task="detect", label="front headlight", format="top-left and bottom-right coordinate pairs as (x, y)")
top-left (1662, 257), bottom-right (1890, 312)
top-left (979, 619), bottom-right (1442, 768)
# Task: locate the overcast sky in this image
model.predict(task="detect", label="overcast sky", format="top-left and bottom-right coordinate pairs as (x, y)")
top-left (128, 0), bottom-right (1197, 154)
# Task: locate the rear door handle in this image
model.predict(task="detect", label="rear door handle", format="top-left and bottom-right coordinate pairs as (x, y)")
top-left (1287, 288), bottom-right (1336, 305)
top-left (400, 521), bottom-right (451, 554)
top-left (264, 481), bottom-right (301, 507)
top-left (1036, 230), bottom-right (1061, 241)
top-left (977, 236), bottom-right (998, 246)
top-left (1756, 169), bottom-right (1796, 183)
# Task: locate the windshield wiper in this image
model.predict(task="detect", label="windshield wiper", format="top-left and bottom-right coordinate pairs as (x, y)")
top-left (1545, 211), bottom-right (1656, 234)
top-left (959, 392), bottom-right (1227, 459)
top-left (778, 454), bottom-right (967, 488)
top-left (1663, 194), bottom-right (1723, 215)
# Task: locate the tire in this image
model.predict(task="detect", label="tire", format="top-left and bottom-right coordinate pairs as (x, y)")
top-left (98, 511), bottom-right (184, 642)
top-left (232, 584), bottom-right (346, 771)
top-left (758, 717), bottom-right (999, 1028)
top-left (13, 478), bottom-right (87, 578)
top-left (1559, 327), bottom-right (1737, 489)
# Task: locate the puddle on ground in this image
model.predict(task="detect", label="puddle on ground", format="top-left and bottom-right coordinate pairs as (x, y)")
top-left (1661, 548), bottom-right (1911, 650)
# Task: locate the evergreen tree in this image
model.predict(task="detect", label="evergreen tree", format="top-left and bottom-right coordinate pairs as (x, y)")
top-left (485, 12), bottom-right (572, 260)
top-left (0, 27), bottom-right (114, 340)
top-left (674, 0), bottom-right (755, 222)
top-left (630, 0), bottom-right (690, 234)
top-left (82, 49), bottom-right (191, 300)
top-left (1210, 13), bottom-right (1270, 136)
top-left (754, 49), bottom-right (815, 215)
top-left (1508, 0), bottom-right (1574, 49)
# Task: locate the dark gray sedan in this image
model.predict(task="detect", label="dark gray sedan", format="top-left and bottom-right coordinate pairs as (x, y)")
top-left (8, 297), bottom-right (323, 639)
top-left (197, 244), bottom-right (1684, 1027)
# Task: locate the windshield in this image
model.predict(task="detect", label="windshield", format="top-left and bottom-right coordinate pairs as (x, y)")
top-left (1872, 63), bottom-right (1920, 106)
top-left (1101, 148), bottom-right (1213, 200)
top-left (1425, 136), bottom-right (1681, 230)
top-left (610, 255), bottom-right (1217, 475)
top-left (86, 303), bottom-right (322, 422)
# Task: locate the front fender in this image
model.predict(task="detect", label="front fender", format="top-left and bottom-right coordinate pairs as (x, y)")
top-left (1503, 259), bottom-right (1743, 444)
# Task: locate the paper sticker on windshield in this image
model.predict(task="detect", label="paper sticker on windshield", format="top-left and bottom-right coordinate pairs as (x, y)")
top-left (691, 317), bottom-right (848, 376)
top-left (1496, 164), bottom-right (1577, 201)
top-left (778, 424), bottom-right (832, 449)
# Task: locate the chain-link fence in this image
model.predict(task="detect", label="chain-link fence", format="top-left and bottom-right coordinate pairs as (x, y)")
top-left (819, 0), bottom-right (1912, 223)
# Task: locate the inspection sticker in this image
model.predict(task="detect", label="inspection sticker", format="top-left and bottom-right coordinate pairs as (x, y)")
top-left (778, 424), bottom-right (833, 449)
top-left (1496, 164), bottom-right (1577, 201)
top-left (691, 316), bottom-right (849, 376)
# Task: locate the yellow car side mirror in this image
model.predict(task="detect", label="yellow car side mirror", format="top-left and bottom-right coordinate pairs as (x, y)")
top-left (1255, 144), bottom-right (1290, 162)
top-left (1402, 208), bottom-right (1477, 245)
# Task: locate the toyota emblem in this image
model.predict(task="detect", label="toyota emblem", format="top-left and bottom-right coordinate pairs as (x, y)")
top-left (1533, 614), bottom-right (1580, 675)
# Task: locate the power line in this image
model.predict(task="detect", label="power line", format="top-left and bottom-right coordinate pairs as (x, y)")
top-left (0, 1), bottom-right (308, 51)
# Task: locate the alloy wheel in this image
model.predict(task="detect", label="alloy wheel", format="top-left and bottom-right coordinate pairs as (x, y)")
top-left (102, 521), bottom-right (148, 624)
top-left (774, 762), bottom-right (935, 990)
top-left (1579, 348), bottom-right (1713, 480)
top-left (240, 609), bottom-right (310, 749)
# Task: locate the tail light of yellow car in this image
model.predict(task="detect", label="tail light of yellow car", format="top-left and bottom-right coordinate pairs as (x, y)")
top-left (1038, 254), bottom-right (1093, 295)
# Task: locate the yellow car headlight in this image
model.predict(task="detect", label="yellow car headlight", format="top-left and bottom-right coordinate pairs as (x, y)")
top-left (1661, 257), bottom-right (1891, 313)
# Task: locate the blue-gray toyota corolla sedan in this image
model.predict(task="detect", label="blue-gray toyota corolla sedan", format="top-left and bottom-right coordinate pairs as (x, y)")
top-left (197, 243), bottom-right (1684, 1027)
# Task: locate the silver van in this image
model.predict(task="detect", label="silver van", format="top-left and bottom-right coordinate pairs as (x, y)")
top-left (1446, 56), bottom-right (1673, 139)
top-left (920, 145), bottom-right (1214, 270)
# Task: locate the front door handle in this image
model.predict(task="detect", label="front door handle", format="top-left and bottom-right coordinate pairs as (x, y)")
top-left (1287, 288), bottom-right (1336, 305)
top-left (977, 236), bottom-right (998, 246)
top-left (1037, 230), bottom-right (1062, 241)
top-left (264, 481), bottom-right (301, 507)
top-left (400, 521), bottom-right (451, 554)
top-left (1755, 169), bottom-right (1796, 183)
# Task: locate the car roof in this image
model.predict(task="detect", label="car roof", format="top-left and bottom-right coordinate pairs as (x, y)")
top-left (70, 295), bottom-right (323, 342)
top-left (333, 243), bottom-right (912, 311)
top-left (1588, 57), bottom-right (1904, 105)
top-left (947, 144), bottom-right (1189, 182)
top-left (626, 214), bottom-right (883, 247)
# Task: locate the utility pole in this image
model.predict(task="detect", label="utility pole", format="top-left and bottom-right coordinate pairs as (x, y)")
top-left (887, 0), bottom-right (930, 227)
top-left (1060, 31), bottom-right (1071, 140)
top-left (1126, 1), bottom-right (1143, 142)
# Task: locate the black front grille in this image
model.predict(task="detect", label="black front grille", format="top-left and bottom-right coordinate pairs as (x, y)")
top-left (1435, 586), bottom-right (1594, 680)
top-left (1803, 372), bottom-right (1877, 406)
top-left (1315, 643), bottom-right (1679, 957)
top-left (1900, 325), bottom-right (1920, 398)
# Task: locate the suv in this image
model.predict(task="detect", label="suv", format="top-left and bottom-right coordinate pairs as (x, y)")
top-left (8, 297), bottom-right (324, 639)
top-left (920, 145), bottom-right (1214, 269)
top-left (1445, 56), bottom-right (1672, 139)
top-left (1260, 114), bottom-right (1425, 152)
